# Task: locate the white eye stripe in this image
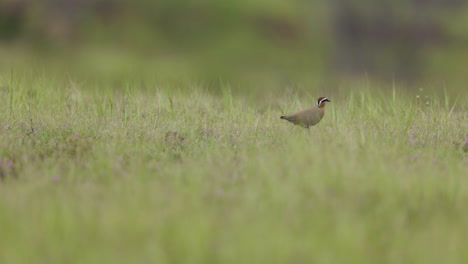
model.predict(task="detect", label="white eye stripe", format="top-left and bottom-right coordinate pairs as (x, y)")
top-left (318, 98), bottom-right (328, 106)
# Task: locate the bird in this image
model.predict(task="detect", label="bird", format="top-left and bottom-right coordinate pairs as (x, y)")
top-left (280, 97), bottom-right (331, 128)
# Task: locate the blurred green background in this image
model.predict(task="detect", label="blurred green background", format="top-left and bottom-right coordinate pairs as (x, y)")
top-left (1, 0), bottom-right (468, 94)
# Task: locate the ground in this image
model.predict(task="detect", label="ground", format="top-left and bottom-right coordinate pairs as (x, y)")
top-left (0, 74), bottom-right (467, 263)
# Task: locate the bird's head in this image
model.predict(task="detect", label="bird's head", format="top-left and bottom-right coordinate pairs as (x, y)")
top-left (317, 97), bottom-right (331, 108)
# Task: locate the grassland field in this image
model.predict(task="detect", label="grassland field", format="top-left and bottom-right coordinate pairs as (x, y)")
top-left (0, 72), bottom-right (467, 264)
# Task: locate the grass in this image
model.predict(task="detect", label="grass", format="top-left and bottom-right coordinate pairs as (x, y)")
top-left (0, 72), bottom-right (467, 264)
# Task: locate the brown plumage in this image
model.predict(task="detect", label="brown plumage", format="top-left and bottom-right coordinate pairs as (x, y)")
top-left (281, 97), bottom-right (331, 128)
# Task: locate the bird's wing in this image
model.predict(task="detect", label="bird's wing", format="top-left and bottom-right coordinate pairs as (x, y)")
top-left (283, 108), bottom-right (311, 127)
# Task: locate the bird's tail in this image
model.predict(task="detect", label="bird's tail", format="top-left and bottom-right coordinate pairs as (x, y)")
top-left (280, 116), bottom-right (286, 119)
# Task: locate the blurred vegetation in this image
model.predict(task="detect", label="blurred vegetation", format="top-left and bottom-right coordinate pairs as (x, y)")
top-left (1, 0), bottom-right (468, 94)
top-left (1, 3), bottom-right (468, 262)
